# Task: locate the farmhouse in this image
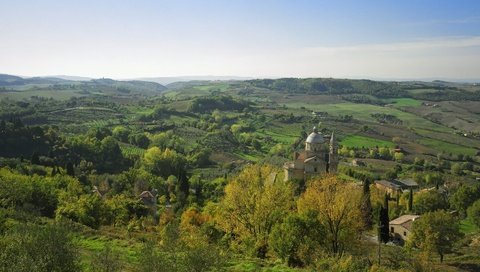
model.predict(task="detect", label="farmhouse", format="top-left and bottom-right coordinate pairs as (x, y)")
top-left (375, 180), bottom-right (402, 195)
top-left (284, 127), bottom-right (338, 181)
top-left (139, 190), bottom-right (156, 206)
top-left (389, 214), bottom-right (420, 245)
top-left (375, 178), bottom-right (419, 194)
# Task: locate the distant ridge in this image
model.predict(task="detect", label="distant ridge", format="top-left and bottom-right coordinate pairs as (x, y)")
top-left (133, 76), bottom-right (253, 85)
top-left (46, 75), bottom-right (93, 81)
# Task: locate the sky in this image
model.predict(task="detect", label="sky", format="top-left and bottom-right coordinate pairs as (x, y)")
top-left (1, 0), bottom-right (480, 80)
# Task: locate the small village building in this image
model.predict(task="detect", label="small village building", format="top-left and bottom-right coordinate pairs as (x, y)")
top-left (284, 127), bottom-right (338, 181)
top-left (92, 185), bottom-right (104, 198)
top-left (139, 190), bottom-right (156, 206)
top-left (375, 180), bottom-right (403, 195)
top-left (396, 178), bottom-right (419, 190)
top-left (375, 179), bottom-right (419, 194)
top-left (389, 215), bottom-right (420, 245)
top-left (352, 159), bottom-right (366, 167)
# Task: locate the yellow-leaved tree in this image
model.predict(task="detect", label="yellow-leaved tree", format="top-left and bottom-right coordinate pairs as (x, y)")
top-left (298, 175), bottom-right (363, 256)
top-left (217, 164), bottom-right (294, 258)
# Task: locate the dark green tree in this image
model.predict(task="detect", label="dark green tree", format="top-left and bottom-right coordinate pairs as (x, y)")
top-left (408, 189), bottom-right (413, 212)
top-left (378, 193), bottom-right (390, 243)
top-left (66, 162), bottom-right (75, 177)
top-left (449, 184), bottom-right (480, 217)
top-left (361, 179), bottom-right (373, 229)
top-left (31, 151), bottom-right (40, 164)
top-left (413, 190), bottom-right (448, 214)
top-left (407, 210), bottom-right (462, 263)
top-left (269, 212), bottom-right (324, 266)
top-left (467, 199), bottom-right (480, 228)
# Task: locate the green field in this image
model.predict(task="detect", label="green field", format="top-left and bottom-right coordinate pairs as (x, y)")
top-left (418, 138), bottom-right (477, 155)
top-left (75, 233), bottom-right (141, 271)
top-left (388, 98), bottom-right (422, 107)
top-left (341, 135), bottom-right (394, 148)
top-left (284, 102), bottom-right (448, 131)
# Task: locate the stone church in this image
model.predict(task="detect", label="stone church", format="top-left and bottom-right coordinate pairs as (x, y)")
top-left (284, 127), bottom-right (338, 181)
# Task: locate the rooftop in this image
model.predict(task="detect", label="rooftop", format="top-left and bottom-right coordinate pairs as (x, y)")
top-left (375, 179), bottom-right (419, 190)
top-left (395, 178), bottom-right (418, 188)
top-left (390, 215), bottom-right (420, 231)
top-left (306, 131), bottom-right (324, 144)
top-left (139, 191), bottom-right (154, 199)
top-left (375, 180), bottom-right (402, 190)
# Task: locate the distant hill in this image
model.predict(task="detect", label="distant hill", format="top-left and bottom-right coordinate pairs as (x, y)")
top-left (0, 74), bottom-right (70, 86)
top-left (0, 74), bottom-right (167, 97)
top-left (47, 75), bottom-right (93, 81)
top-left (134, 76), bottom-right (253, 85)
top-left (86, 78), bottom-right (167, 93)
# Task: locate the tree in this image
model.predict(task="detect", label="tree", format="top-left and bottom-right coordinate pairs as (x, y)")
top-left (394, 152), bottom-right (404, 162)
top-left (384, 170), bottom-right (397, 180)
top-left (189, 148), bottom-right (212, 168)
top-left (297, 175), bottom-right (363, 256)
top-left (451, 163), bottom-right (463, 175)
top-left (269, 212), bottom-right (324, 267)
top-left (408, 189), bottom-right (413, 212)
top-left (407, 210), bottom-right (463, 263)
top-left (90, 243), bottom-right (123, 272)
top-left (361, 179), bottom-right (373, 229)
top-left (129, 133), bottom-right (150, 149)
top-left (467, 199), bottom-right (480, 228)
top-left (0, 224), bottom-right (80, 272)
top-left (449, 184), bottom-right (480, 217)
top-left (218, 165), bottom-right (294, 258)
top-left (378, 147), bottom-right (392, 160)
top-left (142, 147), bottom-right (187, 179)
top-left (66, 162), bottom-right (75, 177)
top-left (111, 126), bottom-right (130, 142)
top-left (56, 194), bottom-right (105, 229)
top-left (99, 136), bottom-right (125, 172)
top-left (378, 194), bottom-right (390, 243)
top-left (424, 173), bottom-right (442, 187)
top-left (413, 190), bottom-right (448, 214)
top-left (87, 127), bottom-right (111, 141)
top-left (137, 221), bottom-right (225, 272)
top-left (31, 151), bottom-right (40, 164)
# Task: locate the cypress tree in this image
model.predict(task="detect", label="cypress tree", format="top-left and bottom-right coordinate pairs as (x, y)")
top-left (31, 151), bottom-right (40, 164)
top-left (361, 179), bottom-right (373, 229)
top-left (66, 162), bottom-right (75, 177)
top-left (378, 193), bottom-right (390, 243)
top-left (408, 189), bottom-right (413, 212)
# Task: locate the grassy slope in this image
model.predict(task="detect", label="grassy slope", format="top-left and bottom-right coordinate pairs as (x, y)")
top-left (341, 135), bottom-right (394, 148)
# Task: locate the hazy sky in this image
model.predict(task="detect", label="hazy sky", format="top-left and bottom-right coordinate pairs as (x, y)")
top-left (1, 0), bottom-right (480, 79)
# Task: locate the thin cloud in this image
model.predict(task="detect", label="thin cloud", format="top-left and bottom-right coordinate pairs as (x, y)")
top-left (402, 16), bottom-right (480, 27)
top-left (301, 36), bottom-right (480, 54)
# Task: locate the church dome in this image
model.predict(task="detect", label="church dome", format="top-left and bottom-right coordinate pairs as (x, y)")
top-left (306, 127), bottom-right (324, 144)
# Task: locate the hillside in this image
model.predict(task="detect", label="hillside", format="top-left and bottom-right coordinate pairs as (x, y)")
top-left (0, 74), bottom-right (167, 99)
top-left (0, 76), bottom-right (479, 271)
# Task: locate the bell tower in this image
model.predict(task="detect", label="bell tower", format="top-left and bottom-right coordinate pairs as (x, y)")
top-left (328, 131), bottom-right (338, 173)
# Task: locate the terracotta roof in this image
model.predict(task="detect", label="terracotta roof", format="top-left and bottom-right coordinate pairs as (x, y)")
top-left (304, 156), bottom-right (320, 163)
top-left (297, 152), bottom-right (308, 161)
